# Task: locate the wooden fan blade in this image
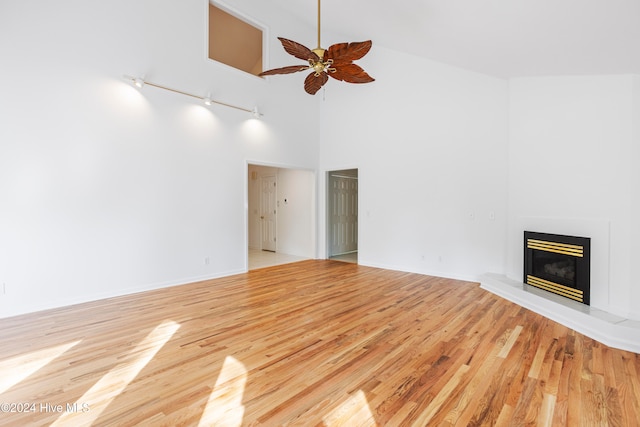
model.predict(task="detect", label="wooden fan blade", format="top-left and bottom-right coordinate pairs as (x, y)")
top-left (328, 64), bottom-right (375, 83)
top-left (326, 40), bottom-right (372, 63)
top-left (278, 37), bottom-right (320, 62)
top-left (259, 65), bottom-right (310, 76)
top-left (304, 71), bottom-right (329, 95)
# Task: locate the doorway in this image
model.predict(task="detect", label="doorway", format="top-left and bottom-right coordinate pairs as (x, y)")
top-left (247, 164), bottom-right (316, 270)
top-left (327, 169), bottom-right (358, 263)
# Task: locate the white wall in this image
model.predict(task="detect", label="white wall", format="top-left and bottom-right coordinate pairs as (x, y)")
top-left (318, 46), bottom-right (509, 281)
top-left (507, 75), bottom-right (639, 319)
top-left (630, 75), bottom-right (640, 320)
top-left (0, 0), bottom-right (320, 317)
top-left (277, 168), bottom-right (316, 257)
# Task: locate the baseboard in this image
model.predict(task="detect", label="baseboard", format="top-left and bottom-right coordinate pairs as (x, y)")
top-left (0, 268), bottom-right (246, 320)
top-left (357, 259), bottom-right (479, 283)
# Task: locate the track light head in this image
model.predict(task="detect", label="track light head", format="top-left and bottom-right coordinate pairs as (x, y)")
top-left (123, 75), bottom-right (145, 89)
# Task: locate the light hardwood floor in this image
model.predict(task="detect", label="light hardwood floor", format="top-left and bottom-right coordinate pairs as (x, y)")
top-left (1, 260), bottom-right (639, 426)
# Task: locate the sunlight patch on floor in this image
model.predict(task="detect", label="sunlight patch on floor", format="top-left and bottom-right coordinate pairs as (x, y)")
top-left (51, 320), bottom-right (180, 426)
top-left (323, 390), bottom-right (377, 426)
top-left (199, 356), bottom-right (247, 427)
top-left (0, 340), bottom-right (81, 394)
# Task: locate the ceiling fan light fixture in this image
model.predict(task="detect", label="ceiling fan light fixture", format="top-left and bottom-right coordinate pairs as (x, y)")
top-left (259, 0), bottom-right (374, 95)
top-left (312, 48), bottom-right (326, 58)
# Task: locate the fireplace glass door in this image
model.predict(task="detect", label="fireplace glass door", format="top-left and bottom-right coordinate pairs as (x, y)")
top-left (524, 231), bottom-right (590, 305)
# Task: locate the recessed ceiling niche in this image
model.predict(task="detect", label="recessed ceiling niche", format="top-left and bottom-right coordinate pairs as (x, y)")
top-left (208, 2), bottom-right (263, 76)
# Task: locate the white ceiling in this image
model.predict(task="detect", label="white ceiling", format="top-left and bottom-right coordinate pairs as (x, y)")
top-left (267, 0), bottom-right (640, 79)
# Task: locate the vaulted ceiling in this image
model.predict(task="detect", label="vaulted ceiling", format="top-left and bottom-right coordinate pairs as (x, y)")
top-left (267, 0), bottom-right (640, 78)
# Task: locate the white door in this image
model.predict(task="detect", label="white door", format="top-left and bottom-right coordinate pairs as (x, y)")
top-left (329, 172), bottom-right (358, 256)
top-left (260, 175), bottom-right (277, 251)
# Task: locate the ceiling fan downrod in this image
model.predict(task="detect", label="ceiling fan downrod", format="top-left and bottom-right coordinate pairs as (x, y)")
top-left (312, 0), bottom-right (325, 58)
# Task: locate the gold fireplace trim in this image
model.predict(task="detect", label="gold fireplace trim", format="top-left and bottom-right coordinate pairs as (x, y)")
top-left (527, 239), bottom-right (583, 257)
top-left (526, 275), bottom-right (584, 302)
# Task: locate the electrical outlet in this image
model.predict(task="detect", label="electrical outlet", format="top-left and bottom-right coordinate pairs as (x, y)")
top-left (204, 257), bottom-right (210, 265)
top-left (2, 283), bottom-right (5, 295)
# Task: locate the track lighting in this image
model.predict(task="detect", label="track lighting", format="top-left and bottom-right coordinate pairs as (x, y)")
top-left (122, 75), bottom-right (263, 118)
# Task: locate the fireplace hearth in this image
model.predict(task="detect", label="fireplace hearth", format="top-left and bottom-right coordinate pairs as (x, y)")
top-left (524, 231), bottom-right (591, 305)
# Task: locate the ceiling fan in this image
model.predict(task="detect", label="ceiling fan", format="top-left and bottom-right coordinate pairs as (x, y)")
top-left (259, 0), bottom-right (375, 95)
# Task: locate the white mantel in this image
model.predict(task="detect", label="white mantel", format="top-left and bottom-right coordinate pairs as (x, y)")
top-left (507, 217), bottom-right (611, 314)
top-left (496, 215), bottom-right (640, 353)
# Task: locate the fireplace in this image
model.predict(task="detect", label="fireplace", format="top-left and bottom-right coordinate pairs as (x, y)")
top-left (523, 231), bottom-right (591, 305)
